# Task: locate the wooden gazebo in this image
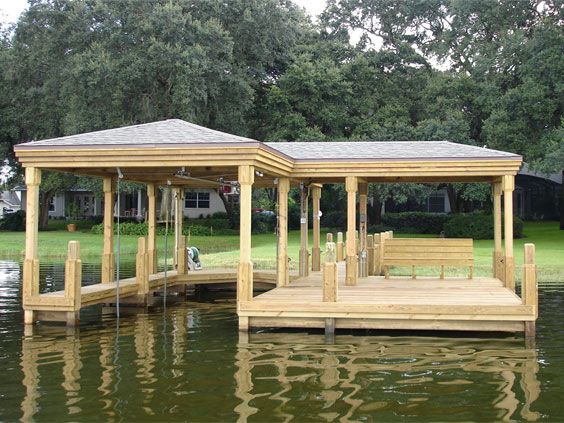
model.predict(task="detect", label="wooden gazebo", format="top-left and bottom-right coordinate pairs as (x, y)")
top-left (14, 119), bottom-right (538, 336)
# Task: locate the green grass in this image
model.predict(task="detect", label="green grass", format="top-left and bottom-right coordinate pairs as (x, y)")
top-left (0, 221), bottom-right (562, 282)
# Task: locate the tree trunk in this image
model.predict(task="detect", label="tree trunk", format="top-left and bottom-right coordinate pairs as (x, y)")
top-left (38, 193), bottom-right (53, 230)
top-left (560, 170), bottom-right (564, 230)
top-left (446, 185), bottom-right (459, 213)
top-left (217, 188), bottom-right (234, 217)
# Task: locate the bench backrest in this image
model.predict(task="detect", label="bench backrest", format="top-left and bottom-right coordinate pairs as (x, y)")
top-left (383, 238), bottom-right (474, 267)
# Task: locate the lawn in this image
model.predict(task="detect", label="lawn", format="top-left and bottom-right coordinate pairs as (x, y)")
top-left (0, 221), bottom-right (562, 282)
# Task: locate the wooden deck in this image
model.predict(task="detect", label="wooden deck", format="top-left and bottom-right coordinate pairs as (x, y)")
top-left (239, 263), bottom-right (535, 333)
top-left (27, 269), bottom-right (297, 311)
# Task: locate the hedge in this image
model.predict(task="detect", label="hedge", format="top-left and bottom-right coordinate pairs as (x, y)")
top-left (0, 210), bottom-right (25, 231)
top-left (381, 212), bottom-right (450, 234)
top-left (444, 213), bottom-right (523, 239)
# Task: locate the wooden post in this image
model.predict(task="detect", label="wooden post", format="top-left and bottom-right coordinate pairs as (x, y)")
top-left (277, 177), bottom-right (290, 287)
top-left (379, 231), bottom-right (389, 276)
top-left (358, 182), bottom-right (368, 278)
top-left (299, 183), bottom-right (309, 277)
top-left (323, 241), bottom-right (338, 302)
top-left (492, 181), bottom-right (504, 280)
top-left (311, 185), bottom-right (322, 272)
top-left (367, 235), bottom-right (374, 276)
top-left (522, 243), bottom-right (537, 338)
top-left (174, 188), bottom-right (184, 268)
top-left (177, 235), bottom-right (187, 275)
top-left (147, 183), bottom-right (157, 274)
top-left (136, 237), bottom-right (149, 295)
top-left (327, 233), bottom-right (333, 242)
top-left (238, 165), bottom-right (254, 309)
top-left (373, 233), bottom-right (381, 276)
top-left (345, 176), bottom-right (358, 286)
top-left (64, 241), bottom-right (81, 326)
top-left (336, 232), bottom-right (344, 262)
top-left (101, 177), bottom-right (115, 283)
top-left (23, 167), bottom-right (41, 325)
top-left (503, 175), bottom-right (515, 291)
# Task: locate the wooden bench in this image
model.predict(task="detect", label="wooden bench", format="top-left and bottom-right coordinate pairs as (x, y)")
top-left (382, 238), bottom-right (474, 279)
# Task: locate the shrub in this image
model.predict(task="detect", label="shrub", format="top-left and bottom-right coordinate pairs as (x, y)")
top-left (0, 210), bottom-right (25, 231)
top-left (252, 213), bottom-right (276, 234)
top-left (288, 203), bottom-right (301, 230)
top-left (211, 211), bottom-right (228, 219)
top-left (381, 212), bottom-right (450, 234)
top-left (444, 213), bottom-right (523, 239)
top-left (367, 223), bottom-right (393, 234)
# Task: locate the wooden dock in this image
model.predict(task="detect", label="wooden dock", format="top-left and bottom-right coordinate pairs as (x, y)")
top-left (239, 262), bottom-right (536, 333)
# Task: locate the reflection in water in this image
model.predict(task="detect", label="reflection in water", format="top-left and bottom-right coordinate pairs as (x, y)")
top-left (234, 333), bottom-right (541, 422)
top-left (4, 258), bottom-right (560, 421)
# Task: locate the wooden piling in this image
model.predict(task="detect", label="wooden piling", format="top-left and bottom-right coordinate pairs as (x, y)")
top-left (136, 237), bottom-right (149, 295)
top-left (336, 232), bottom-right (344, 262)
top-left (177, 235), bottom-right (187, 275)
top-left (64, 241), bottom-right (81, 326)
top-left (323, 241), bottom-right (338, 302)
top-left (367, 235), bottom-right (374, 276)
top-left (522, 243), bottom-right (537, 338)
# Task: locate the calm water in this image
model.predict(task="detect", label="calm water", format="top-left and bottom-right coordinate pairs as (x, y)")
top-left (0, 260), bottom-right (563, 422)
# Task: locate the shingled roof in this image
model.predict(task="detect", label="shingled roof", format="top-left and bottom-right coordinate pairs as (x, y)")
top-left (14, 119), bottom-right (521, 162)
top-left (265, 141), bottom-right (521, 161)
top-left (15, 119), bottom-right (260, 148)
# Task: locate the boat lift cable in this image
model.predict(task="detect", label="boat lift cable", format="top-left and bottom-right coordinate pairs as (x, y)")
top-left (115, 167), bottom-right (124, 320)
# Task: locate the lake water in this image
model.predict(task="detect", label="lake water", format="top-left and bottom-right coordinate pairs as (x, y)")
top-left (0, 260), bottom-right (563, 421)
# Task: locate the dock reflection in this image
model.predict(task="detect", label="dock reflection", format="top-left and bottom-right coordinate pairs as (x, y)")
top-left (235, 332), bottom-right (541, 422)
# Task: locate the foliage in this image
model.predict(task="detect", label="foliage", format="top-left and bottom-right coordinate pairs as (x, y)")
top-left (0, 210), bottom-right (25, 231)
top-left (381, 212), bottom-right (451, 234)
top-left (251, 213), bottom-right (277, 234)
top-left (444, 213), bottom-right (523, 240)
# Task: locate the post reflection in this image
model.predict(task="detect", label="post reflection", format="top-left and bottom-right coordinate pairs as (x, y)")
top-left (235, 333), bottom-right (541, 422)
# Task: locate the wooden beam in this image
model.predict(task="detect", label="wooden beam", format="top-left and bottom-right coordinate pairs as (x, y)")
top-left (147, 183), bottom-right (157, 274)
top-left (277, 178), bottom-right (290, 287)
top-left (345, 176), bottom-right (358, 286)
top-left (299, 183), bottom-right (309, 277)
top-left (311, 185), bottom-right (322, 272)
top-left (237, 165), bottom-right (254, 307)
top-left (101, 177), bottom-right (115, 283)
top-left (23, 167), bottom-right (41, 325)
top-left (492, 181), bottom-right (504, 280)
top-left (503, 175), bottom-right (515, 291)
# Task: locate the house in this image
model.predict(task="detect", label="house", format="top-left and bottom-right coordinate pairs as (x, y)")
top-left (0, 190), bottom-right (21, 216)
top-left (14, 186), bottom-right (227, 219)
top-left (382, 164), bottom-right (562, 219)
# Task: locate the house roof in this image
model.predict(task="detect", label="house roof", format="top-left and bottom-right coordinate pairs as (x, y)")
top-left (15, 119), bottom-right (260, 149)
top-left (265, 141), bottom-right (520, 161)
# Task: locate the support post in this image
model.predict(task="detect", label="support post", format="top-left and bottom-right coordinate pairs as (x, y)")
top-left (277, 178), bottom-right (290, 287)
top-left (299, 183), bottom-right (309, 277)
top-left (503, 175), bottom-right (515, 291)
top-left (323, 241), bottom-right (338, 302)
top-left (345, 176), bottom-right (358, 286)
top-left (237, 165), bottom-right (254, 307)
top-left (358, 182), bottom-right (368, 278)
top-left (147, 183), bottom-right (157, 274)
top-left (23, 167), bottom-right (41, 325)
top-left (522, 243), bottom-right (538, 338)
top-left (101, 177), bottom-right (115, 283)
top-left (136, 237), bottom-right (149, 295)
top-left (311, 185), bottom-right (322, 272)
top-left (380, 231), bottom-right (390, 277)
top-left (367, 235), bottom-right (374, 276)
top-left (174, 188), bottom-right (184, 268)
top-left (64, 241), bottom-right (81, 326)
top-left (336, 232), bottom-right (344, 262)
top-left (492, 181), bottom-right (504, 280)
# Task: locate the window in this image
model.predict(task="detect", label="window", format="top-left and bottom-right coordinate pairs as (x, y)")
top-left (48, 197), bottom-right (56, 212)
top-left (428, 193), bottom-right (445, 213)
top-left (185, 192), bottom-right (210, 209)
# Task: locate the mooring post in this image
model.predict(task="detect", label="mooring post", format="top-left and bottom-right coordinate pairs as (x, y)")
top-left (64, 241), bottom-right (82, 327)
top-left (373, 233), bottom-right (381, 276)
top-left (366, 234), bottom-right (374, 276)
top-left (522, 243), bottom-right (538, 339)
top-left (323, 241), bottom-right (338, 302)
top-left (177, 235), bottom-right (187, 275)
top-left (336, 232), bottom-right (344, 262)
top-left (136, 237), bottom-right (149, 296)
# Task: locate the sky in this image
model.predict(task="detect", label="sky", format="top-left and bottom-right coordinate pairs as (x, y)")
top-left (1, 0), bottom-right (328, 25)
